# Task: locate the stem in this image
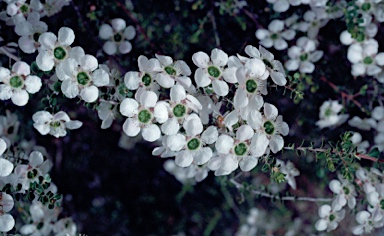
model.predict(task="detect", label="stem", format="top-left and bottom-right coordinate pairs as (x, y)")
top-left (230, 179), bottom-right (332, 202)
top-left (208, 2), bottom-right (220, 48)
top-left (116, 1), bottom-right (157, 50)
top-left (320, 76), bottom-right (366, 113)
top-left (0, 46), bottom-right (21, 62)
top-left (285, 146), bottom-right (384, 163)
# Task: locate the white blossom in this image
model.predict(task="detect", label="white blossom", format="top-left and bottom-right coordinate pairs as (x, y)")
top-left (32, 111), bottom-right (82, 138)
top-left (99, 18), bottom-right (135, 55)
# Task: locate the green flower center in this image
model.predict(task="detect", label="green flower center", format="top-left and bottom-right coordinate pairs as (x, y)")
top-left (77, 72), bottom-right (91, 86)
top-left (324, 108), bottom-right (332, 117)
top-left (33, 32), bottom-right (41, 42)
top-left (142, 74), bottom-right (152, 86)
top-left (361, 3), bottom-right (371, 11)
top-left (300, 53), bottom-right (308, 61)
top-left (234, 142), bottom-right (248, 156)
top-left (50, 121), bottom-right (61, 128)
top-left (329, 214), bottom-right (335, 221)
top-left (363, 56), bottom-right (373, 65)
top-left (208, 66), bottom-right (221, 78)
top-left (263, 121), bottom-right (275, 135)
top-left (20, 4), bottom-right (29, 13)
top-left (165, 66), bottom-right (177, 76)
top-left (118, 84), bottom-right (133, 97)
top-left (173, 104), bottom-right (186, 118)
top-left (27, 169), bottom-right (38, 179)
top-left (187, 138), bottom-right (200, 150)
top-left (53, 47), bottom-right (67, 60)
top-left (246, 79), bottom-right (258, 93)
top-left (380, 199), bottom-right (384, 210)
top-left (138, 109), bottom-right (152, 124)
top-left (263, 59), bottom-right (274, 69)
top-left (342, 186), bottom-right (350, 195)
top-left (9, 76), bottom-right (23, 88)
top-left (271, 33), bottom-right (279, 40)
top-left (114, 33), bottom-right (122, 42)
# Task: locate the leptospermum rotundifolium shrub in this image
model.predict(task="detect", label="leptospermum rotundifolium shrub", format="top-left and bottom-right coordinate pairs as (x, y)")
top-left (1, 0), bottom-right (384, 235)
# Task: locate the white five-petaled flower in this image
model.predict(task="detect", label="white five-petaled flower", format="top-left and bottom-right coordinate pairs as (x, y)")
top-left (285, 36), bottom-right (323, 74)
top-left (15, 12), bottom-right (48, 54)
top-left (352, 211), bottom-right (377, 235)
top-left (249, 103), bottom-right (289, 157)
top-left (154, 54), bottom-right (193, 90)
top-left (99, 18), bottom-right (135, 55)
top-left (315, 204), bottom-right (345, 232)
top-left (347, 39), bottom-right (382, 76)
top-left (36, 27), bottom-right (75, 71)
top-left (0, 61), bottom-right (42, 106)
top-left (315, 100), bottom-right (349, 129)
top-left (256, 19), bottom-right (295, 50)
top-left (120, 90), bottom-right (165, 142)
top-left (243, 45), bottom-right (287, 86)
top-left (0, 192), bottom-right (15, 232)
top-left (166, 114), bottom-right (218, 167)
top-left (192, 48), bottom-right (237, 96)
top-left (124, 55), bottom-right (162, 92)
top-left (160, 84), bottom-right (202, 135)
top-left (56, 54), bottom-right (109, 102)
top-left (329, 174), bottom-right (357, 211)
top-left (32, 111), bottom-right (83, 138)
top-left (208, 125), bottom-right (259, 175)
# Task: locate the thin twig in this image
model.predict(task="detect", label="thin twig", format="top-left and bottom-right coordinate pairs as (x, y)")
top-left (208, 7), bottom-right (221, 48)
top-left (285, 146), bottom-right (384, 163)
top-left (230, 179), bottom-right (332, 202)
top-left (116, 1), bottom-right (157, 50)
top-left (320, 76), bottom-right (366, 113)
top-left (0, 47), bottom-right (21, 62)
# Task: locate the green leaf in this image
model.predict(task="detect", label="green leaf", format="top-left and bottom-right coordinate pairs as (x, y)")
top-left (368, 147), bottom-right (380, 158)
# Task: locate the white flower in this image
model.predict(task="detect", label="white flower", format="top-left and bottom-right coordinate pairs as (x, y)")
top-left (163, 159), bottom-right (209, 184)
top-left (0, 61), bottom-right (42, 106)
top-left (160, 84), bottom-right (202, 135)
top-left (315, 100), bottom-right (349, 129)
top-left (348, 116), bottom-right (376, 130)
top-left (352, 211), bottom-right (376, 235)
top-left (256, 19), bottom-right (295, 50)
top-left (120, 90), bottom-right (163, 142)
top-left (249, 103), bottom-right (289, 157)
top-left (0, 138), bottom-right (13, 177)
top-left (99, 18), bottom-right (135, 55)
top-left (57, 54), bottom-right (109, 102)
top-left (192, 48), bottom-right (237, 96)
top-left (97, 101), bottom-right (116, 129)
top-left (209, 125), bottom-right (259, 175)
top-left (41, 0), bottom-right (71, 17)
top-left (351, 132), bottom-right (370, 153)
top-left (154, 54), bottom-right (193, 90)
top-left (15, 12), bottom-right (48, 54)
top-left (285, 36), bottom-right (323, 74)
top-left (297, 8), bottom-right (329, 38)
top-left (36, 27), bottom-right (75, 71)
top-left (4, 0), bottom-right (43, 25)
top-left (347, 39), bottom-right (382, 76)
top-left (315, 204), bottom-right (345, 232)
top-left (0, 192), bottom-right (15, 232)
top-left (32, 111), bottom-right (83, 138)
top-left (329, 174), bottom-right (357, 211)
top-left (243, 45), bottom-right (287, 86)
top-left (167, 114), bottom-right (218, 167)
top-left (266, 0), bottom-right (290, 12)
top-left (53, 218), bottom-right (77, 236)
top-left (275, 159), bottom-right (300, 189)
top-left (124, 55), bottom-right (162, 91)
